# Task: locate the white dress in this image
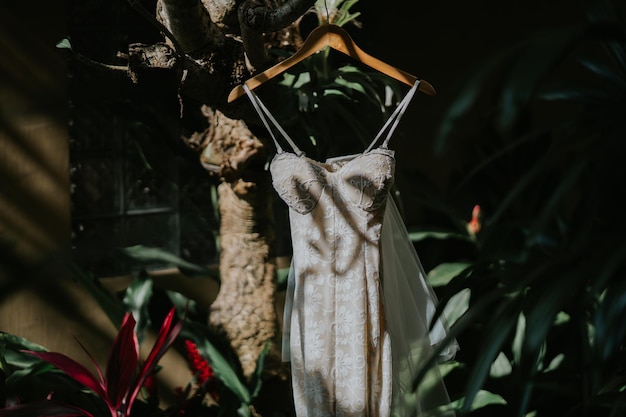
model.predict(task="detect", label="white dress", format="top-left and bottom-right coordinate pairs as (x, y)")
top-left (245, 82), bottom-right (458, 417)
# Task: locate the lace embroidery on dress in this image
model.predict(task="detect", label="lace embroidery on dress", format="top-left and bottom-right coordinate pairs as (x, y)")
top-left (271, 149), bottom-right (396, 215)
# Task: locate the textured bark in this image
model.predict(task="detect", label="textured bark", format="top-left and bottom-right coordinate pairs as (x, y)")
top-left (238, 0), bottom-right (315, 70)
top-left (239, 0), bottom-right (315, 31)
top-left (202, 0), bottom-right (239, 32)
top-left (212, 179), bottom-right (280, 377)
top-left (157, 0), bottom-right (225, 53)
top-left (197, 108), bottom-right (285, 380)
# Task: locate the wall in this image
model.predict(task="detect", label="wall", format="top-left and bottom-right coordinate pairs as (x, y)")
top-left (0, 0), bottom-right (122, 369)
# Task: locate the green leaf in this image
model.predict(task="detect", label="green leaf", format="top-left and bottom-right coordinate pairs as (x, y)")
top-left (523, 274), bottom-right (575, 353)
top-left (118, 245), bottom-right (215, 279)
top-left (578, 57), bottom-right (626, 88)
top-left (0, 333), bottom-right (59, 384)
top-left (455, 389), bottom-right (508, 410)
top-left (408, 230), bottom-right (471, 243)
top-left (122, 272), bottom-right (153, 343)
top-left (442, 288), bottom-right (471, 328)
top-left (276, 267), bottom-right (290, 291)
top-left (237, 403), bottom-right (251, 417)
top-left (512, 312), bottom-right (526, 366)
top-left (428, 262), bottom-right (470, 287)
top-left (490, 352), bottom-right (512, 378)
top-left (544, 353), bottom-right (565, 372)
top-left (1, 332), bottom-right (49, 355)
top-left (248, 342), bottom-right (270, 400)
top-left (55, 38), bottom-right (72, 50)
top-left (595, 280), bottom-right (626, 361)
top-left (462, 300), bottom-right (521, 412)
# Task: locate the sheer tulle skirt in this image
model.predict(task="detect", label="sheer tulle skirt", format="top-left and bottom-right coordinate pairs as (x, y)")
top-left (382, 197), bottom-right (458, 417)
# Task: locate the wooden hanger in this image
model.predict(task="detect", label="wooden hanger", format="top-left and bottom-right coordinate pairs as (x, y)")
top-left (228, 24), bottom-right (436, 102)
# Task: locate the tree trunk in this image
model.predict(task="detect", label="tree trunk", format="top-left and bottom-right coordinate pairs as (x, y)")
top-left (199, 107), bottom-right (285, 380)
top-left (211, 179), bottom-right (281, 378)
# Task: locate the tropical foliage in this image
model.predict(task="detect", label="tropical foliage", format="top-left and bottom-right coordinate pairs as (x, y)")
top-left (411, 0), bottom-right (626, 415)
top-left (0, 266), bottom-right (271, 417)
top-left (1, 307), bottom-right (183, 417)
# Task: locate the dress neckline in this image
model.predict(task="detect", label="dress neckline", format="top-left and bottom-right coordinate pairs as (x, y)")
top-left (272, 147), bottom-right (394, 174)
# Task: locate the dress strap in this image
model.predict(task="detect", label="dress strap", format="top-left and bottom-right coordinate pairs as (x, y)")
top-left (243, 84), bottom-right (304, 156)
top-left (365, 80), bottom-right (420, 153)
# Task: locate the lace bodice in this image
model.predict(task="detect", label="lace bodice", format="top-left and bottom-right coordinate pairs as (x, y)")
top-left (270, 149), bottom-right (395, 215)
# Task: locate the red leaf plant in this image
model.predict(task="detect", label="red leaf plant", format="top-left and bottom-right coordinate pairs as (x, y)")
top-left (0, 307), bottom-right (184, 417)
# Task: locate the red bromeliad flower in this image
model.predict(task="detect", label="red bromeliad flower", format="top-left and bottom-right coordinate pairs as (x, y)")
top-left (183, 340), bottom-right (213, 385)
top-left (467, 204), bottom-right (482, 235)
top-left (182, 339), bottom-right (219, 402)
top-left (0, 307), bottom-right (184, 417)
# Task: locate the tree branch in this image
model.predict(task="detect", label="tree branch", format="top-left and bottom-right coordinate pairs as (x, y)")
top-left (74, 53), bottom-right (129, 74)
top-left (127, 0), bottom-right (186, 55)
top-left (241, 0), bottom-right (316, 32)
top-left (238, 0), bottom-right (316, 70)
top-left (156, 0), bottom-right (225, 54)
